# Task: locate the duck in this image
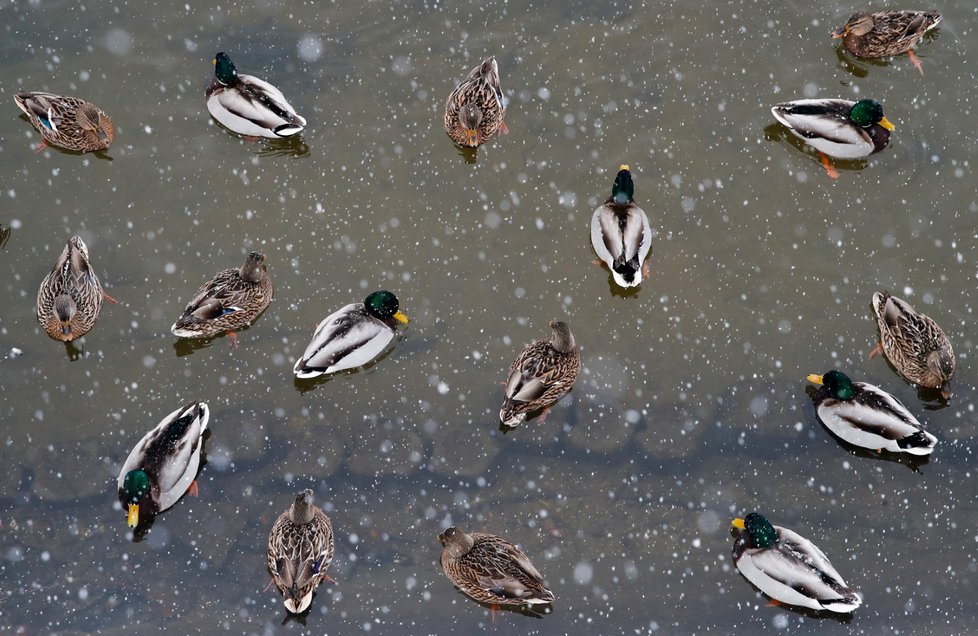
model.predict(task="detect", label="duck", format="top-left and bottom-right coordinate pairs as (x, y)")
top-left (267, 489), bottom-right (335, 614)
top-left (206, 52), bottom-right (306, 139)
top-left (833, 10), bottom-right (942, 75)
top-left (293, 290), bottom-right (408, 378)
top-left (806, 370), bottom-right (937, 455)
top-left (444, 56), bottom-right (507, 147)
top-left (499, 320), bottom-right (582, 428)
top-left (771, 99), bottom-right (895, 178)
top-left (117, 400), bottom-right (209, 528)
top-left (170, 251), bottom-right (273, 349)
top-left (871, 291), bottom-right (954, 398)
top-left (438, 526), bottom-right (554, 610)
top-left (14, 92), bottom-right (114, 153)
top-left (36, 236), bottom-right (115, 341)
top-left (590, 164), bottom-right (652, 288)
top-left (731, 513), bottom-right (861, 613)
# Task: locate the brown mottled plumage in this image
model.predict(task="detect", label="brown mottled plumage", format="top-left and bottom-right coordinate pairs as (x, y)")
top-left (14, 92), bottom-right (114, 153)
top-left (267, 489), bottom-right (334, 614)
top-left (444, 56), bottom-right (507, 148)
top-left (833, 10), bottom-right (941, 58)
top-left (499, 320), bottom-right (581, 428)
top-left (170, 252), bottom-right (273, 347)
top-left (36, 236), bottom-right (108, 341)
top-left (438, 527), bottom-right (554, 608)
top-left (871, 291), bottom-right (954, 397)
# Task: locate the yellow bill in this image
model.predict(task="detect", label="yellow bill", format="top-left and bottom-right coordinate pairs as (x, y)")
top-left (394, 311), bottom-right (409, 324)
top-left (878, 116), bottom-right (895, 131)
top-left (127, 503), bottom-right (140, 528)
top-left (619, 164), bottom-right (630, 171)
top-left (731, 518), bottom-right (746, 530)
top-left (806, 374), bottom-right (824, 385)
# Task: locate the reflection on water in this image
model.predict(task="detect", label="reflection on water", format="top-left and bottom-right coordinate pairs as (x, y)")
top-left (0, 0), bottom-right (976, 634)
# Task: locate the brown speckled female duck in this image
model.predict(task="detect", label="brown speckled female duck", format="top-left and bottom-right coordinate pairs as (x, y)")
top-left (444, 56), bottom-right (507, 147)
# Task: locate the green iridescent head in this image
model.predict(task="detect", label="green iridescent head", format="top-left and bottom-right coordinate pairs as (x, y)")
top-left (612, 164), bottom-right (634, 205)
top-left (365, 290), bottom-right (409, 324)
top-left (214, 52), bottom-right (238, 86)
top-left (734, 512), bottom-right (778, 549)
top-left (848, 99), bottom-right (893, 130)
top-left (121, 469), bottom-right (151, 504)
top-left (819, 369), bottom-right (856, 400)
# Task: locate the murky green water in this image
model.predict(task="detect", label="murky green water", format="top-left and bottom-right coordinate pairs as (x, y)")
top-left (1, 0), bottom-right (977, 634)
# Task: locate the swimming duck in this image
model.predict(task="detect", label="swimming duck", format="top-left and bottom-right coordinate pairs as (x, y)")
top-left (499, 320), bottom-right (582, 428)
top-left (731, 513), bottom-right (861, 613)
top-left (833, 10), bottom-right (942, 75)
top-left (438, 526), bottom-right (554, 609)
top-left (293, 290), bottom-right (408, 378)
top-left (870, 291), bottom-right (954, 397)
top-left (117, 400), bottom-right (209, 528)
top-left (771, 98), bottom-right (895, 178)
top-left (590, 164), bottom-right (652, 288)
top-left (14, 92), bottom-right (114, 153)
top-left (36, 236), bottom-right (115, 341)
top-left (444, 56), bottom-right (507, 147)
top-left (206, 52), bottom-right (306, 139)
top-left (170, 252), bottom-right (273, 349)
top-left (267, 489), bottom-right (335, 614)
top-left (807, 369), bottom-right (937, 455)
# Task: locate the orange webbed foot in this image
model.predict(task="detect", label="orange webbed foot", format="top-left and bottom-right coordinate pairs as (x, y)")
top-left (818, 152), bottom-right (840, 179)
top-left (868, 341), bottom-right (883, 360)
top-left (102, 291), bottom-right (119, 304)
top-left (907, 49), bottom-right (924, 76)
top-left (187, 480), bottom-right (199, 497)
top-left (226, 331), bottom-right (239, 350)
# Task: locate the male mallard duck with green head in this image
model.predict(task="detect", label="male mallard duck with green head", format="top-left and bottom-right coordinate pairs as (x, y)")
top-left (771, 98), bottom-right (895, 178)
top-left (438, 526), bottom-right (554, 611)
top-left (870, 291), bottom-right (954, 398)
top-left (171, 251), bottom-right (273, 349)
top-left (807, 369), bottom-right (937, 455)
top-left (590, 164), bottom-right (652, 288)
top-left (499, 320), bottom-right (582, 428)
top-left (117, 401), bottom-right (209, 528)
top-left (833, 10), bottom-right (942, 75)
top-left (293, 290), bottom-right (409, 378)
top-left (267, 489), bottom-right (335, 614)
top-left (206, 52), bottom-right (306, 139)
top-left (36, 236), bottom-right (116, 341)
top-left (14, 92), bottom-right (114, 153)
top-left (731, 513), bottom-right (862, 613)
top-left (444, 56), bottom-right (507, 147)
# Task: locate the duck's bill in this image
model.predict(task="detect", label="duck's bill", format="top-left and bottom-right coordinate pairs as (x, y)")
top-left (806, 374), bottom-right (824, 385)
top-left (878, 116), bottom-right (896, 131)
top-left (731, 518), bottom-right (746, 530)
top-left (831, 28), bottom-right (846, 38)
top-left (394, 311), bottom-right (409, 324)
top-left (465, 129), bottom-right (478, 146)
top-left (127, 503), bottom-right (140, 528)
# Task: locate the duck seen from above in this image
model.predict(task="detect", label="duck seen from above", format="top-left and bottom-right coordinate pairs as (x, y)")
top-left (206, 52), bottom-right (306, 139)
top-left (14, 92), bottom-right (114, 153)
top-left (771, 98), bottom-right (895, 178)
top-left (444, 56), bottom-right (507, 148)
top-left (266, 489), bottom-right (335, 614)
top-left (499, 320), bottom-right (582, 429)
top-left (832, 10), bottom-right (942, 75)
top-left (731, 513), bottom-right (862, 613)
top-left (807, 369), bottom-right (937, 455)
top-left (117, 400), bottom-right (209, 529)
top-left (36, 235), bottom-right (116, 342)
top-left (870, 291), bottom-right (954, 398)
top-left (590, 164), bottom-right (652, 289)
top-left (171, 251), bottom-right (273, 349)
top-left (293, 290), bottom-right (408, 378)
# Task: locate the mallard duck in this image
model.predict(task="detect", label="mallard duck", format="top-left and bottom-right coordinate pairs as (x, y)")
top-left (117, 401), bottom-right (209, 528)
top-left (36, 236), bottom-right (115, 341)
top-left (731, 513), bottom-right (861, 613)
top-left (590, 164), bottom-right (652, 288)
top-left (170, 251), bottom-right (273, 349)
top-left (871, 291), bottom-right (954, 398)
top-left (772, 98), bottom-right (895, 163)
top-left (438, 526), bottom-right (554, 609)
top-left (267, 489), bottom-right (334, 614)
top-left (807, 370), bottom-right (937, 455)
top-left (499, 320), bottom-right (582, 428)
top-left (14, 92), bottom-right (114, 153)
top-left (293, 290), bottom-right (408, 378)
top-left (833, 10), bottom-right (942, 75)
top-left (206, 52), bottom-right (306, 139)
top-left (444, 56), bottom-right (507, 148)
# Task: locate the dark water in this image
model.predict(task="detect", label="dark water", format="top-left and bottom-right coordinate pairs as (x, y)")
top-left (1, 0), bottom-right (976, 634)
